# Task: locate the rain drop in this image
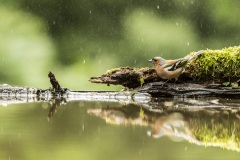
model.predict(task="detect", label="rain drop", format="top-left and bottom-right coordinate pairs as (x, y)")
top-left (157, 5), bottom-right (160, 9)
top-left (41, 103), bottom-right (49, 109)
top-left (82, 124), bottom-right (85, 131)
top-left (139, 149), bottom-right (142, 155)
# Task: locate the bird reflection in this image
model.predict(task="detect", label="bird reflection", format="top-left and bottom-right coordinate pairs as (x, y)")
top-left (147, 112), bottom-right (202, 144)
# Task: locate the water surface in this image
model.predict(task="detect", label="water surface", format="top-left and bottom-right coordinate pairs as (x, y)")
top-left (0, 97), bottom-right (240, 160)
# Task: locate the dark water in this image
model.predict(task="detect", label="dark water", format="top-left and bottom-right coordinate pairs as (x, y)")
top-left (0, 97), bottom-right (240, 160)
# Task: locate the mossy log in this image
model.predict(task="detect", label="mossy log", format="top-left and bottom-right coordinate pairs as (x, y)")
top-left (90, 46), bottom-right (240, 88)
top-left (89, 46), bottom-right (240, 96)
top-left (90, 67), bottom-right (158, 88)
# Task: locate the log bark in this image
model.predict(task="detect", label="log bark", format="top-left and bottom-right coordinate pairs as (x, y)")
top-left (89, 67), bottom-right (240, 97)
top-left (89, 67), bottom-right (159, 88)
top-left (89, 47), bottom-right (240, 97)
top-left (138, 82), bottom-right (240, 97)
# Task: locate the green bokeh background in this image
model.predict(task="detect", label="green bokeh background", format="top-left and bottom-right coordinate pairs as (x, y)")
top-left (0, 0), bottom-right (239, 90)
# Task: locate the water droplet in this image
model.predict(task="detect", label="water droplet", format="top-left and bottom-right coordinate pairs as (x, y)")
top-left (139, 149), bottom-right (142, 155)
top-left (187, 42), bottom-right (190, 46)
top-left (157, 5), bottom-right (160, 9)
top-left (164, 101), bottom-right (174, 107)
top-left (176, 22), bottom-right (179, 26)
top-left (53, 20), bottom-right (56, 25)
top-left (82, 124), bottom-right (85, 131)
top-left (99, 60), bottom-right (102, 63)
top-left (83, 60), bottom-right (86, 64)
top-left (79, 101), bottom-right (84, 107)
top-left (90, 10), bottom-right (92, 14)
top-left (41, 103), bottom-right (49, 109)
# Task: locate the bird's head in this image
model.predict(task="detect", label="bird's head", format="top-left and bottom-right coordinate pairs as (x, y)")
top-left (148, 57), bottom-right (166, 67)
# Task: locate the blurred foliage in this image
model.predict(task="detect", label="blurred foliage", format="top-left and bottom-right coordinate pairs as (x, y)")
top-left (0, 0), bottom-right (239, 89)
top-left (0, 5), bottom-right (55, 88)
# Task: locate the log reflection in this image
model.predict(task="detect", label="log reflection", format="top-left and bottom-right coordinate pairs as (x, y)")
top-left (88, 100), bottom-right (240, 152)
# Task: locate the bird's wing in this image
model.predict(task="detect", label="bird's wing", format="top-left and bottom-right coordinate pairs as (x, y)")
top-left (166, 59), bottom-right (188, 71)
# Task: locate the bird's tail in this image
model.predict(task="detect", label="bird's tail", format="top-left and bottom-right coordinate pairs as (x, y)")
top-left (184, 50), bottom-right (205, 61)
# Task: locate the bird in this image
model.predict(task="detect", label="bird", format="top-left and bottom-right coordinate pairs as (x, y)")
top-left (148, 50), bottom-right (204, 81)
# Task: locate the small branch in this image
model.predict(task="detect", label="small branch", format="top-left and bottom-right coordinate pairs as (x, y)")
top-left (48, 71), bottom-right (61, 91)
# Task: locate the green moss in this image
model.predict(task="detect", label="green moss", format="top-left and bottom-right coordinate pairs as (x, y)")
top-left (139, 76), bottom-right (145, 87)
top-left (139, 107), bottom-right (145, 118)
top-left (106, 68), bottom-right (121, 74)
top-left (222, 82), bottom-right (238, 87)
top-left (189, 46), bottom-right (240, 82)
top-left (190, 113), bottom-right (240, 152)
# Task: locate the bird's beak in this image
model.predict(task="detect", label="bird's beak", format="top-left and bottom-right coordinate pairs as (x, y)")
top-left (148, 59), bottom-right (153, 62)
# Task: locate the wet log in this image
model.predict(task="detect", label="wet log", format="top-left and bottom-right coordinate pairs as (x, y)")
top-left (0, 84), bottom-right (151, 106)
top-left (89, 67), bottom-right (159, 88)
top-left (138, 82), bottom-right (240, 97)
top-left (89, 67), bottom-right (240, 97)
top-left (89, 47), bottom-right (240, 97)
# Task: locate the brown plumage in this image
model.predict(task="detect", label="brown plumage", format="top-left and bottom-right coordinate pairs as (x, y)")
top-left (149, 50), bottom-right (204, 81)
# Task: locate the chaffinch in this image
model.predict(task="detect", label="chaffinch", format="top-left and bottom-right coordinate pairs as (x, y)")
top-left (149, 50), bottom-right (204, 81)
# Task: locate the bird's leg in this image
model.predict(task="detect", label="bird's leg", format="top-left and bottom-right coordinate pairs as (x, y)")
top-left (161, 79), bottom-right (169, 87)
top-left (174, 78), bottom-right (184, 84)
top-left (174, 78), bottom-right (178, 83)
top-left (172, 78), bottom-right (178, 87)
